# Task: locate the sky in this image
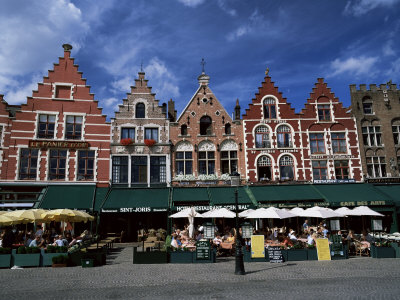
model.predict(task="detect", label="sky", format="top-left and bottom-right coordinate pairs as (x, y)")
top-left (0, 0), bottom-right (399, 120)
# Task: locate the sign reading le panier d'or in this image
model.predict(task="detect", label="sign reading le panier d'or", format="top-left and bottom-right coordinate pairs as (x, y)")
top-left (196, 240), bottom-right (210, 260)
top-left (29, 140), bottom-right (89, 149)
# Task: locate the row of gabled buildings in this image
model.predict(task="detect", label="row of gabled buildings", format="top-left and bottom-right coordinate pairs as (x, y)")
top-left (1, 45), bottom-right (399, 236)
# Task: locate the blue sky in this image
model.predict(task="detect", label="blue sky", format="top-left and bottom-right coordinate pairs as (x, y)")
top-left (1, 0), bottom-right (399, 120)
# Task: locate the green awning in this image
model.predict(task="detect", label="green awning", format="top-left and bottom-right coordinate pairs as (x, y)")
top-left (93, 187), bottom-right (109, 212)
top-left (172, 187), bottom-right (210, 203)
top-left (39, 185), bottom-right (96, 211)
top-left (249, 185), bottom-right (323, 203)
top-left (208, 187), bottom-right (253, 205)
top-left (101, 188), bottom-right (169, 213)
top-left (314, 183), bottom-right (393, 207)
top-left (370, 185), bottom-right (400, 205)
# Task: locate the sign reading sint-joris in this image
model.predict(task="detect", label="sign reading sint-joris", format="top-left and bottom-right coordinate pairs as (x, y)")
top-left (29, 140), bottom-right (89, 149)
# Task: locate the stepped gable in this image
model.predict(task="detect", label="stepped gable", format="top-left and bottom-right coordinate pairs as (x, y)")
top-left (301, 78), bottom-right (351, 123)
top-left (243, 73), bottom-right (296, 119)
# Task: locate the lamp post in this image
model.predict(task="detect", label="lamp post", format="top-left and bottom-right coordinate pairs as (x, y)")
top-left (231, 171), bottom-right (245, 275)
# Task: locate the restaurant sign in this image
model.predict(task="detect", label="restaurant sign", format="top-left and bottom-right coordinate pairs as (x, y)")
top-left (29, 140), bottom-right (89, 149)
top-left (196, 240), bottom-right (210, 260)
top-left (175, 205), bottom-right (251, 212)
top-left (367, 177), bottom-right (400, 184)
top-left (101, 207), bottom-right (168, 213)
top-left (259, 202), bottom-right (329, 209)
top-left (313, 179), bottom-right (355, 184)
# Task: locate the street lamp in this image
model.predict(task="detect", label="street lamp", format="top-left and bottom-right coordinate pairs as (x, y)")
top-left (203, 222), bottom-right (215, 239)
top-left (231, 171), bottom-right (245, 275)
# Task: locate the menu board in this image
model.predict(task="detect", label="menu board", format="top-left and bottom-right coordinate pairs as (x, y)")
top-left (267, 246), bottom-right (284, 263)
top-left (196, 240), bottom-right (210, 260)
top-left (251, 235), bottom-right (265, 258)
top-left (330, 219), bottom-right (340, 231)
top-left (372, 219), bottom-right (383, 231)
top-left (316, 238), bottom-right (331, 261)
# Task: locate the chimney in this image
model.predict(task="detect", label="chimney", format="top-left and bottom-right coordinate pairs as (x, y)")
top-left (234, 99), bottom-right (241, 120)
top-left (62, 44), bottom-right (73, 51)
top-left (168, 99), bottom-right (177, 122)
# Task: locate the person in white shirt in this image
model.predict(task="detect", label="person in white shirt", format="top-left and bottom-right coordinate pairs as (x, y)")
top-left (288, 230), bottom-right (297, 241)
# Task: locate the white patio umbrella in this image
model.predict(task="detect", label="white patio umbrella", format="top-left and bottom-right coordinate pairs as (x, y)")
top-left (246, 207), bottom-right (296, 219)
top-left (201, 208), bottom-right (236, 218)
top-left (300, 206), bottom-right (343, 219)
top-left (290, 207), bottom-right (305, 216)
top-left (352, 206), bottom-right (384, 217)
top-left (239, 209), bottom-right (255, 218)
top-left (335, 207), bottom-right (360, 216)
top-left (169, 207), bottom-right (203, 239)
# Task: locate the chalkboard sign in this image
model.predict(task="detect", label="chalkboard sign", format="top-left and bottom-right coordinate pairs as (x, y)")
top-left (267, 246), bottom-right (283, 263)
top-left (196, 240), bottom-right (210, 260)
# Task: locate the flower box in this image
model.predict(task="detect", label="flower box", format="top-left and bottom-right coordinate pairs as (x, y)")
top-left (120, 138), bottom-right (133, 146)
top-left (243, 246), bottom-right (269, 262)
top-left (0, 254), bottom-right (12, 268)
top-left (144, 139), bottom-right (156, 147)
top-left (133, 247), bottom-right (168, 264)
top-left (12, 249), bottom-right (41, 267)
top-left (391, 243), bottom-right (400, 258)
top-left (287, 249), bottom-right (308, 261)
top-left (169, 250), bottom-right (194, 263)
top-left (41, 249), bottom-right (68, 267)
top-left (307, 248), bottom-right (318, 260)
top-left (371, 245), bottom-right (396, 258)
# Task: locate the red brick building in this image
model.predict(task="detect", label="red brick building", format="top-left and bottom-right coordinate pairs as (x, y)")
top-left (0, 44), bottom-right (110, 187)
top-left (169, 69), bottom-right (245, 185)
top-left (243, 72), bottom-right (362, 183)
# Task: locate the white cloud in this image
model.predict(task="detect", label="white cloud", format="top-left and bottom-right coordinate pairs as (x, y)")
top-left (343, 0), bottom-right (400, 17)
top-left (226, 9), bottom-right (264, 41)
top-left (0, 0), bottom-right (90, 104)
top-left (383, 40), bottom-right (396, 56)
top-left (177, 0), bottom-right (206, 7)
top-left (386, 57), bottom-right (400, 77)
top-left (217, 0), bottom-right (237, 16)
top-left (102, 97), bottom-right (120, 112)
top-left (329, 56), bottom-right (378, 77)
top-left (3, 74), bottom-right (42, 105)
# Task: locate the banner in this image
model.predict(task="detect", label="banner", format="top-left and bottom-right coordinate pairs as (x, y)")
top-left (251, 235), bottom-right (265, 258)
top-left (316, 238), bottom-right (331, 261)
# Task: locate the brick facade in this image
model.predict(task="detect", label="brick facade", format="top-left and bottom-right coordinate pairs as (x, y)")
top-left (169, 71), bottom-right (245, 185)
top-left (110, 72), bottom-right (171, 187)
top-left (0, 45), bottom-right (110, 187)
top-left (243, 73), bottom-right (362, 183)
top-left (350, 82), bottom-right (400, 179)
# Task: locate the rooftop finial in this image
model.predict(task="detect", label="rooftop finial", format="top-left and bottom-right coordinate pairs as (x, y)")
top-left (140, 60), bottom-right (143, 72)
top-left (265, 67), bottom-right (269, 76)
top-left (62, 44), bottom-right (73, 51)
top-left (201, 58), bottom-right (206, 74)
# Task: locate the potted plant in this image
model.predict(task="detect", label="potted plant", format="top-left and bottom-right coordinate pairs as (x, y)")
top-left (133, 246), bottom-right (168, 264)
top-left (0, 247), bottom-right (12, 268)
top-left (371, 241), bottom-right (396, 258)
top-left (52, 254), bottom-right (68, 267)
top-left (144, 139), bottom-right (156, 147)
top-left (42, 246), bottom-right (68, 267)
top-left (120, 138), bottom-right (133, 146)
top-left (169, 247), bottom-right (194, 263)
top-left (307, 244), bottom-right (318, 260)
top-left (287, 243), bottom-right (308, 261)
top-left (13, 246), bottom-right (41, 267)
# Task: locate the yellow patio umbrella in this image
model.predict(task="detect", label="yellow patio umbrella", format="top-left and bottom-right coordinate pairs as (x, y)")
top-left (71, 210), bottom-right (95, 223)
top-left (0, 214), bottom-right (19, 226)
top-left (41, 209), bottom-right (78, 222)
top-left (3, 209), bottom-right (47, 224)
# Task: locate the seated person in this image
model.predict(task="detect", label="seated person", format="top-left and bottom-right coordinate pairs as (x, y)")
top-left (213, 235), bottom-right (222, 246)
top-left (29, 235), bottom-right (44, 247)
top-left (282, 236), bottom-right (294, 248)
top-left (68, 234), bottom-right (82, 247)
top-left (53, 235), bottom-right (68, 247)
top-left (226, 232), bottom-right (235, 243)
top-left (307, 232), bottom-right (314, 245)
top-left (195, 231), bottom-right (203, 241)
top-left (288, 230), bottom-right (297, 241)
top-left (170, 234), bottom-right (179, 248)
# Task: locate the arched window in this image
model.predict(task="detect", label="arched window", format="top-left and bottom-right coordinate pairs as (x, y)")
top-left (277, 125), bottom-right (292, 148)
top-left (200, 116), bottom-right (212, 135)
top-left (279, 155), bottom-right (294, 181)
top-left (255, 126), bottom-right (270, 148)
top-left (257, 156), bottom-right (272, 181)
top-left (225, 123), bottom-right (231, 135)
top-left (263, 98), bottom-right (276, 119)
top-left (392, 119), bottom-right (400, 145)
top-left (135, 103), bottom-right (145, 118)
top-left (181, 124), bottom-right (188, 136)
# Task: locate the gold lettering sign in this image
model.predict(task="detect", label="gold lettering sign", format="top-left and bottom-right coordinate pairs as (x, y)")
top-left (29, 140), bottom-right (89, 149)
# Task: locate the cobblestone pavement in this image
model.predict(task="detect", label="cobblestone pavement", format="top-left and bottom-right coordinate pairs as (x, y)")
top-left (1, 244), bottom-right (400, 299)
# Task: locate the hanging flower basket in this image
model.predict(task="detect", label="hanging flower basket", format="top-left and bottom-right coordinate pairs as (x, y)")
top-left (120, 138), bottom-right (133, 146)
top-left (144, 139), bottom-right (156, 147)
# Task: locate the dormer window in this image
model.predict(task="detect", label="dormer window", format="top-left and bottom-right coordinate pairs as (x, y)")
top-left (200, 116), bottom-right (212, 135)
top-left (135, 103), bottom-right (145, 118)
top-left (317, 104), bottom-right (331, 121)
top-left (263, 98), bottom-right (276, 119)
